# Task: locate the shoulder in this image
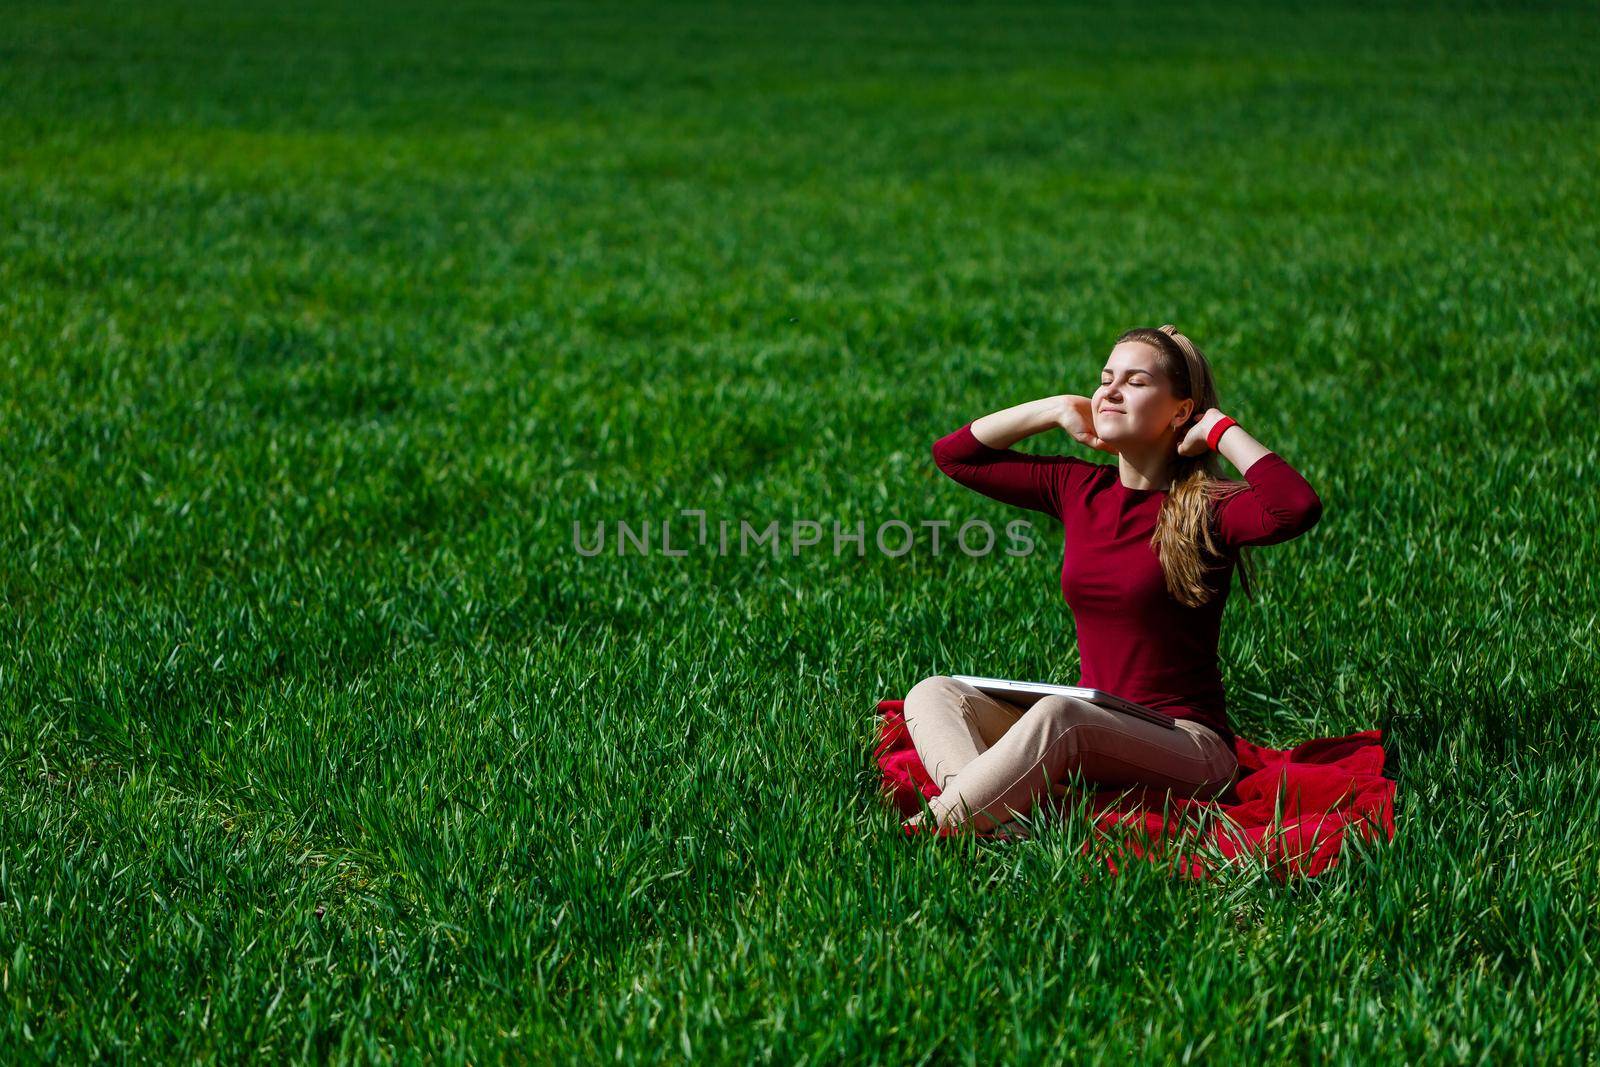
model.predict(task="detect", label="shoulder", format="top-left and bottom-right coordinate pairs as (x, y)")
top-left (1037, 455), bottom-right (1112, 517)
top-left (1069, 455), bottom-right (1114, 474)
top-left (1063, 455), bottom-right (1115, 485)
top-left (1020, 451), bottom-right (1109, 485)
top-left (1060, 457), bottom-right (1117, 508)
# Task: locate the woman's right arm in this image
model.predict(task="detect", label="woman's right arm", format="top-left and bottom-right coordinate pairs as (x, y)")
top-left (932, 395), bottom-right (1107, 517)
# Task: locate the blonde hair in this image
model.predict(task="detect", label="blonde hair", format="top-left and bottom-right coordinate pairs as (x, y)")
top-left (1115, 324), bottom-right (1257, 608)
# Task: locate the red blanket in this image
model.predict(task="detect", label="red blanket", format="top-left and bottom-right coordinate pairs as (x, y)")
top-left (874, 698), bottom-right (1396, 881)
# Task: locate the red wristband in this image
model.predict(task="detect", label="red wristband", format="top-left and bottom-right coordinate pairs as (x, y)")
top-left (1205, 416), bottom-right (1237, 451)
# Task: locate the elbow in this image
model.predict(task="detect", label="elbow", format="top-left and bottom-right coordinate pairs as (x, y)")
top-left (1262, 493), bottom-right (1322, 542)
top-left (1292, 493), bottom-right (1323, 535)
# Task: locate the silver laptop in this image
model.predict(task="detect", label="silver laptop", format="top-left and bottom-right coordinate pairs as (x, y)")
top-left (951, 675), bottom-right (1178, 730)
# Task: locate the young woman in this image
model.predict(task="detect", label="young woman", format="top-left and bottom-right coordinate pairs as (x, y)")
top-left (903, 325), bottom-right (1323, 837)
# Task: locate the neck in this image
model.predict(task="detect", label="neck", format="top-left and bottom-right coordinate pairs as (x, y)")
top-left (1115, 441), bottom-right (1175, 491)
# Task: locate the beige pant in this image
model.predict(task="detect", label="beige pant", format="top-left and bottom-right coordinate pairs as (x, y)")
top-left (902, 675), bottom-right (1240, 832)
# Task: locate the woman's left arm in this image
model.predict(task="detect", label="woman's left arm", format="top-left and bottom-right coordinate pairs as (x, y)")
top-left (1181, 409), bottom-right (1323, 547)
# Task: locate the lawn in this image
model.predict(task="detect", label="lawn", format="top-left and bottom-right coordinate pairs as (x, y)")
top-left (2, 0), bottom-right (1598, 1061)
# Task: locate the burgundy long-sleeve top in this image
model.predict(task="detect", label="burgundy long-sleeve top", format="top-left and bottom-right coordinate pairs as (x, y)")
top-left (932, 421), bottom-right (1323, 749)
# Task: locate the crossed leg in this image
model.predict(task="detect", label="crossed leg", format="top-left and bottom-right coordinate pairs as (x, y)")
top-left (901, 675), bottom-right (1238, 833)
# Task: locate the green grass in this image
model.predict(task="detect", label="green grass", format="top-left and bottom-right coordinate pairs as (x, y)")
top-left (3, 0), bottom-right (1598, 1060)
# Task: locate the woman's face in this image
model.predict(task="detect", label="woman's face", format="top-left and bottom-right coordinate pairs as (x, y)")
top-left (1092, 341), bottom-right (1194, 445)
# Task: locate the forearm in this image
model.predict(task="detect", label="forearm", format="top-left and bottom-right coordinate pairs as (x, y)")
top-left (932, 398), bottom-right (1094, 517)
top-left (1206, 414), bottom-right (1272, 476)
top-left (1205, 411), bottom-right (1323, 545)
top-left (971, 396), bottom-right (1074, 450)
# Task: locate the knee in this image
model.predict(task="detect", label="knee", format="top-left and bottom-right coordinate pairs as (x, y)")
top-left (902, 671), bottom-right (960, 723)
top-left (1026, 695), bottom-right (1093, 730)
top-left (904, 674), bottom-right (963, 713)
